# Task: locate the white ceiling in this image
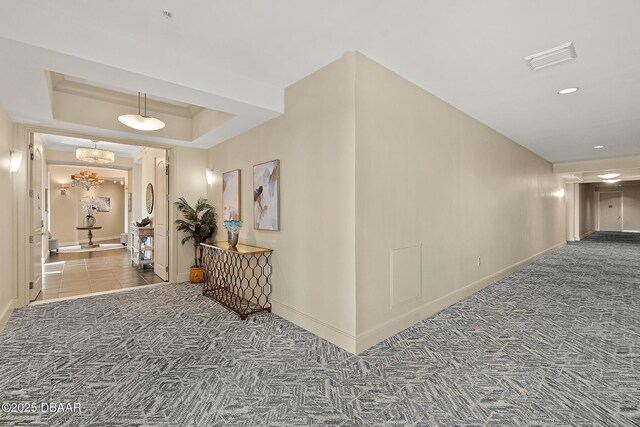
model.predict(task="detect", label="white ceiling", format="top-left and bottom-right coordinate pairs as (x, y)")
top-left (49, 164), bottom-right (128, 184)
top-left (42, 134), bottom-right (142, 158)
top-left (1, 1), bottom-right (639, 163)
top-left (562, 168), bottom-right (640, 184)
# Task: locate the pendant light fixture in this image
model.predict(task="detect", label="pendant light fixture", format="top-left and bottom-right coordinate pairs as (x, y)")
top-left (118, 92), bottom-right (166, 131)
top-left (76, 140), bottom-right (115, 164)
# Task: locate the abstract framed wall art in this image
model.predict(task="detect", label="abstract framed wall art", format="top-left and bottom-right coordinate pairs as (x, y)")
top-left (253, 160), bottom-right (279, 230)
top-left (222, 169), bottom-right (241, 221)
top-left (94, 196), bottom-right (111, 212)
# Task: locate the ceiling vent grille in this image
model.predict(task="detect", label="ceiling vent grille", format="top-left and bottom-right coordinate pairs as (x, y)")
top-left (524, 42), bottom-right (576, 71)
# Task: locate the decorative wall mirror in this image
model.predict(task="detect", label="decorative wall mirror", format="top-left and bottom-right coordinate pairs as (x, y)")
top-left (146, 183), bottom-right (154, 214)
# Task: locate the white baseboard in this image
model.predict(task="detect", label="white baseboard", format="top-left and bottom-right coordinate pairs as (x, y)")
top-left (355, 241), bottom-right (567, 354)
top-left (177, 272), bottom-right (190, 283)
top-left (60, 235), bottom-right (122, 247)
top-left (0, 298), bottom-right (15, 332)
top-left (271, 299), bottom-right (357, 354)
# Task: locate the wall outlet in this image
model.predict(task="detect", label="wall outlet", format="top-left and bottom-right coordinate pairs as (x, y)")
top-left (477, 257), bottom-right (481, 266)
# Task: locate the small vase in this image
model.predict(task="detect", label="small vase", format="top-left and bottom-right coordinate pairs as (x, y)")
top-left (83, 216), bottom-right (96, 227)
top-left (227, 231), bottom-right (239, 248)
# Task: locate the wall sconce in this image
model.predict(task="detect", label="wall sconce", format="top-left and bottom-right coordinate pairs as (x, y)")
top-left (60, 184), bottom-right (69, 196)
top-left (206, 168), bottom-right (214, 185)
top-left (9, 150), bottom-right (23, 173)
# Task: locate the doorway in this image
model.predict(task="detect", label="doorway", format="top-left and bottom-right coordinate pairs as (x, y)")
top-left (27, 131), bottom-right (172, 303)
top-left (154, 158), bottom-right (169, 281)
top-left (29, 135), bottom-right (44, 301)
top-left (599, 192), bottom-right (623, 231)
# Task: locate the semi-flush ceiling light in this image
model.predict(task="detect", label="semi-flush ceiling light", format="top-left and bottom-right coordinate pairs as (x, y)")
top-left (597, 173), bottom-right (621, 180)
top-left (76, 140), bottom-right (115, 164)
top-left (558, 87), bottom-right (579, 95)
top-left (118, 92), bottom-right (165, 131)
top-left (593, 145), bottom-right (605, 149)
top-left (603, 179), bottom-right (621, 184)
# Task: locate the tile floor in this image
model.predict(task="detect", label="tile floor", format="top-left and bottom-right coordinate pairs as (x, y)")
top-left (40, 242), bottom-right (165, 301)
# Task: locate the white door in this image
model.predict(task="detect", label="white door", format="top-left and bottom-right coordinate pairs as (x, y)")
top-left (30, 144), bottom-right (43, 301)
top-left (599, 192), bottom-right (622, 231)
top-left (154, 159), bottom-right (168, 281)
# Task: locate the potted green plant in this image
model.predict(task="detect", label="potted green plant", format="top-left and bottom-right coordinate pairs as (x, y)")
top-left (174, 197), bottom-right (217, 283)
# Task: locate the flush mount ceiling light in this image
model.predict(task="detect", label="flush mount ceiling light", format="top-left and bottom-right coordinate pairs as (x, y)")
top-left (597, 173), bottom-right (621, 180)
top-left (593, 145), bottom-right (605, 149)
top-left (603, 179), bottom-right (621, 184)
top-left (76, 140), bottom-right (115, 164)
top-left (558, 87), bottom-right (579, 95)
top-left (118, 92), bottom-right (165, 131)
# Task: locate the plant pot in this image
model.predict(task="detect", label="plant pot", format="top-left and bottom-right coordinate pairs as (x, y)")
top-left (227, 231), bottom-right (239, 248)
top-left (83, 216), bottom-right (96, 227)
top-left (189, 266), bottom-right (205, 284)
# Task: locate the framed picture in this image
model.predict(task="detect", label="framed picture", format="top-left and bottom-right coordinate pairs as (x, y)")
top-left (95, 196), bottom-right (111, 212)
top-left (44, 188), bottom-right (49, 213)
top-left (222, 169), bottom-right (241, 221)
top-left (253, 159), bottom-right (279, 230)
top-left (128, 192), bottom-right (133, 213)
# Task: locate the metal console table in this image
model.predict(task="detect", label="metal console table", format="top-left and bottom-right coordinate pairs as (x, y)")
top-left (201, 242), bottom-right (273, 320)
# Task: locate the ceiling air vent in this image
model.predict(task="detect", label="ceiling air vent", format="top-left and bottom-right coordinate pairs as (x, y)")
top-left (524, 42), bottom-right (576, 71)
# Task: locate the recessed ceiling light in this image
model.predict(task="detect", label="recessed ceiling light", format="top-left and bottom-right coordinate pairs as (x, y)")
top-left (558, 87), bottom-right (579, 95)
top-left (603, 179), bottom-right (621, 184)
top-left (597, 173), bottom-right (621, 180)
top-left (593, 145), bottom-right (605, 149)
top-left (162, 10), bottom-right (172, 18)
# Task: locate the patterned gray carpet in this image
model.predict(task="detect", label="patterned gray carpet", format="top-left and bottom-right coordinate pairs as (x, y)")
top-left (1, 232), bottom-right (639, 426)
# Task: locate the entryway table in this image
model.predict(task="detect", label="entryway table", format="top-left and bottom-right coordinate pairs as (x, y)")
top-left (201, 242), bottom-right (273, 320)
top-left (76, 226), bottom-right (102, 249)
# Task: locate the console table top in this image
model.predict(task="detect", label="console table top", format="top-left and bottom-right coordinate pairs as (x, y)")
top-left (202, 242), bottom-right (273, 255)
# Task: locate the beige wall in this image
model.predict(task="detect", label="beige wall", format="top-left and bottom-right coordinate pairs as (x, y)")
top-left (139, 148), bottom-right (166, 223)
top-left (205, 52), bottom-right (568, 353)
top-left (207, 53), bottom-right (357, 351)
top-left (565, 183), bottom-right (576, 241)
top-left (172, 147), bottom-right (209, 282)
top-left (0, 106), bottom-right (15, 329)
top-left (353, 53), bottom-right (566, 352)
top-left (49, 165), bottom-right (126, 244)
top-left (578, 183), bottom-right (597, 238)
top-left (621, 185), bottom-right (640, 231)
top-left (130, 163), bottom-right (142, 240)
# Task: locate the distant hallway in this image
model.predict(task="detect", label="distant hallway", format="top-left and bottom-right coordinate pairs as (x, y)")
top-left (0, 232), bottom-right (638, 425)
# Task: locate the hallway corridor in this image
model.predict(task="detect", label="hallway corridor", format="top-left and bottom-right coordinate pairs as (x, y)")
top-left (1, 232), bottom-right (638, 426)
